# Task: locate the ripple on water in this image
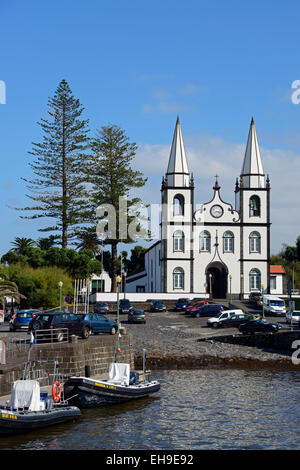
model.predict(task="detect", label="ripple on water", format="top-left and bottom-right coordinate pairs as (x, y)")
top-left (0, 368), bottom-right (299, 450)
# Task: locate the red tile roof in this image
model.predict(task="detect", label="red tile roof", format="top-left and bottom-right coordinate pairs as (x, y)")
top-left (270, 265), bottom-right (286, 274)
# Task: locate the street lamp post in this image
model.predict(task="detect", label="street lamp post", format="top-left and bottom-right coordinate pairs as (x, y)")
top-left (116, 275), bottom-right (122, 332)
top-left (261, 284), bottom-right (265, 319)
top-left (209, 273), bottom-right (213, 300)
top-left (229, 274), bottom-right (232, 306)
top-left (58, 281), bottom-right (63, 310)
top-left (123, 272), bottom-right (127, 299)
top-left (240, 274), bottom-right (244, 300)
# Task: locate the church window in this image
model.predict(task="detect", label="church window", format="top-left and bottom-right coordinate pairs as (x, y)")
top-left (249, 231), bottom-right (261, 253)
top-left (173, 194), bottom-right (184, 215)
top-left (173, 267), bottom-right (184, 289)
top-left (223, 231), bottom-right (234, 253)
top-left (200, 231), bottom-right (211, 252)
top-left (249, 268), bottom-right (261, 290)
top-left (173, 230), bottom-right (184, 252)
top-left (249, 195), bottom-right (261, 217)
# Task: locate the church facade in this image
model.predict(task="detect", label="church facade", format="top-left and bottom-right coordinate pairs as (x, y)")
top-left (127, 117), bottom-right (271, 298)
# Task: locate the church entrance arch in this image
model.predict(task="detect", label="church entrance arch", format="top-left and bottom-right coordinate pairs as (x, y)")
top-left (206, 262), bottom-right (228, 299)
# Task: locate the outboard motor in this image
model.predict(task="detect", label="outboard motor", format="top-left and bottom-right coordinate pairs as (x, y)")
top-left (129, 371), bottom-right (139, 385)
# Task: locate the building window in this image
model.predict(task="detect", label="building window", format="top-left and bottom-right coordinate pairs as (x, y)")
top-left (173, 267), bottom-right (184, 289)
top-left (249, 268), bottom-right (261, 290)
top-left (200, 231), bottom-right (211, 252)
top-left (173, 194), bottom-right (184, 216)
top-left (270, 276), bottom-right (276, 290)
top-left (173, 230), bottom-right (184, 252)
top-left (249, 231), bottom-right (261, 253)
top-left (92, 279), bottom-right (105, 293)
top-left (223, 231), bottom-right (234, 253)
top-left (249, 195), bottom-right (261, 217)
top-left (136, 286), bottom-right (145, 293)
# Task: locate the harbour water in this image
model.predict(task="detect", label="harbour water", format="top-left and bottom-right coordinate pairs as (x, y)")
top-left (0, 367), bottom-right (299, 450)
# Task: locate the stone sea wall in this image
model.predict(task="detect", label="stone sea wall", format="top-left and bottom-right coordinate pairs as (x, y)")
top-left (0, 333), bottom-right (133, 396)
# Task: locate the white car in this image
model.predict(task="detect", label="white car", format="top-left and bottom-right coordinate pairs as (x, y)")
top-left (286, 310), bottom-right (300, 325)
top-left (207, 309), bottom-right (244, 328)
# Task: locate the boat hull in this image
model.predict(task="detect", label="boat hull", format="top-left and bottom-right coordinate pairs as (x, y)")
top-left (64, 377), bottom-right (161, 408)
top-left (0, 405), bottom-right (81, 436)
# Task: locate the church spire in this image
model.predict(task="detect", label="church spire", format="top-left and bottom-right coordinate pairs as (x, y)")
top-left (240, 117), bottom-right (265, 188)
top-left (166, 116), bottom-right (190, 187)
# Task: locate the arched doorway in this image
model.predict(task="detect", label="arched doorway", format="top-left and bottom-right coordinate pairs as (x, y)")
top-left (206, 262), bottom-right (228, 299)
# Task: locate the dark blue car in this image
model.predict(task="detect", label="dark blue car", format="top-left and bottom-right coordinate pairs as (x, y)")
top-left (10, 310), bottom-right (40, 331)
top-left (190, 304), bottom-right (224, 318)
top-left (81, 313), bottom-right (118, 335)
top-left (174, 298), bottom-right (191, 311)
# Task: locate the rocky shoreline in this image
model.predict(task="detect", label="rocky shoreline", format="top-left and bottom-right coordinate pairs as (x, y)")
top-left (123, 311), bottom-right (300, 371)
top-left (134, 339), bottom-right (296, 370)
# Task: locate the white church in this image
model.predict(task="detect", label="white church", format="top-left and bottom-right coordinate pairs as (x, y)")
top-left (126, 117), bottom-right (273, 299)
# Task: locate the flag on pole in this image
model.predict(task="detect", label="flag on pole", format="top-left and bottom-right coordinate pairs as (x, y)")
top-left (30, 332), bottom-right (36, 345)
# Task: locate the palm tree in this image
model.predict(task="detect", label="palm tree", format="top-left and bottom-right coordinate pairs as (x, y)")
top-left (75, 229), bottom-right (102, 257)
top-left (11, 237), bottom-right (36, 255)
top-left (36, 236), bottom-right (57, 251)
top-left (0, 279), bottom-right (26, 307)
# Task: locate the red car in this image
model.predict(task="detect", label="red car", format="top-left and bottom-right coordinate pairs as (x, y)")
top-left (185, 301), bottom-right (208, 313)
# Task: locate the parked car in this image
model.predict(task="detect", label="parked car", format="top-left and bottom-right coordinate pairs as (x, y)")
top-left (286, 310), bottom-right (300, 325)
top-left (80, 313), bottom-right (117, 335)
top-left (190, 304), bottom-right (224, 318)
top-left (216, 313), bottom-right (251, 329)
top-left (151, 300), bottom-right (166, 312)
top-left (29, 312), bottom-right (91, 341)
top-left (119, 299), bottom-right (133, 314)
top-left (94, 302), bottom-right (109, 314)
top-left (238, 319), bottom-right (281, 335)
top-left (173, 298), bottom-right (191, 311)
top-left (9, 310), bottom-right (40, 331)
top-left (263, 295), bottom-right (286, 316)
top-left (206, 309), bottom-right (245, 328)
top-left (128, 309), bottom-right (146, 324)
top-left (248, 291), bottom-right (262, 305)
top-left (185, 300), bottom-right (209, 314)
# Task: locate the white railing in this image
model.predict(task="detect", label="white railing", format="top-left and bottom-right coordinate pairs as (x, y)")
top-left (34, 328), bottom-right (69, 344)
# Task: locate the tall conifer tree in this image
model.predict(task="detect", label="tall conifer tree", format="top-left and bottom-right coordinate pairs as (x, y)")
top-left (20, 79), bottom-right (90, 248)
top-left (85, 125), bottom-right (147, 292)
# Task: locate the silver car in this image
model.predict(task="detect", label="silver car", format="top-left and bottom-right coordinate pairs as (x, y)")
top-left (286, 310), bottom-right (300, 325)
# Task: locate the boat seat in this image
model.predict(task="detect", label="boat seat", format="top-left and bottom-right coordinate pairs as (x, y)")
top-left (108, 363), bottom-right (130, 386)
top-left (10, 380), bottom-right (45, 412)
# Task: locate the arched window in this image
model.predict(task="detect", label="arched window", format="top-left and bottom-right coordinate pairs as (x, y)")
top-left (249, 268), bottom-right (261, 290)
top-left (173, 194), bottom-right (184, 216)
top-left (223, 231), bottom-right (234, 253)
top-left (173, 267), bottom-right (184, 289)
top-left (200, 231), bottom-right (211, 252)
top-left (249, 231), bottom-right (261, 253)
top-left (249, 195), bottom-right (261, 217)
top-left (173, 230), bottom-right (184, 252)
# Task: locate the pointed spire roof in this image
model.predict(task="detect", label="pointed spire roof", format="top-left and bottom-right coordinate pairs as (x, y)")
top-left (241, 117), bottom-right (265, 188)
top-left (166, 116), bottom-right (190, 187)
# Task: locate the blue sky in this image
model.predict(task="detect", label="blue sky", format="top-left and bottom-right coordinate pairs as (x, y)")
top-left (1, 0), bottom-right (300, 257)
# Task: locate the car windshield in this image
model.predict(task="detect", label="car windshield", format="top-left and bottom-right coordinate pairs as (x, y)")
top-left (121, 300), bottom-right (130, 305)
top-left (133, 310), bottom-right (144, 315)
top-left (17, 312), bottom-right (34, 318)
top-left (270, 300), bottom-right (285, 306)
top-left (36, 314), bottom-right (52, 323)
top-left (96, 303), bottom-right (107, 307)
